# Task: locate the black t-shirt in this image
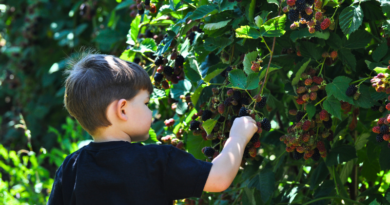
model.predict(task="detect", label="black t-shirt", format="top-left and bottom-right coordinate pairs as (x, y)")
top-left (47, 141), bottom-right (212, 205)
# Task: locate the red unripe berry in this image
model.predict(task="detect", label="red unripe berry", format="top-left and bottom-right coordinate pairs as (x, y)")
top-left (378, 118), bottom-right (385, 125)
top-left (283, 6), bottom-right (289, 13)
top-left (305, 78), bottom-right (313, 86)
top-left (296, 96), bottom-right (305, 105)
top-left (218, 104), bottom-right (225, 115)
top-left (309, 27), bottom-right (315, 34)
top-left (149, 4), bottom-right (157, 13)
top-left (251, 62), bottom-right (260, 72)
top-left (330, 51), bottom-right (338, 60)
top-left (308, 20), bottom-right (315, 27)
top-left (227, 89), bottom-right (234, 96)
top-left (373, 126), bottom-right (381, 134)
top-left (310, 92), bottom-right (317, 101)
top-left (254, 141), bottom-right (261, 148)
top-left (157, 65), bottom-right (164, 73)
top-left (319, 110), bottom-right (329, 121)
top-left (322, 52), bottom-right (330, 58)
top-left (386, 103), bottom-right (390, 111)
top-left (384, 134), bottom-right (390, 141)
top-left (312, 76), bottom-right (323, 85)
top-left (287, 0), bottom-right (296, 6)
top-left (296, 146), bottom-right (305, 153)
top-left (286, 146), bottom-right (294, 152)
top-left (317, 141), bottom-right (326, 152)
top-left (254, 94), bottom-right (262, 102)
top-left (297, 86), bottom-right (307, 94)
top-left (302, 134), bottom-right (310, 142)
top-left (305, 7), bottom-right (313, 15)
top-left (297, 50), bottom-right (302, 57)
top-left (162, 80), bottom-right (170, 89)
top-left (302, 120), bottom-right (311, 131)
top-left (321, 18), bottom-right (331, 30)
top-left (289, 109), bottom-right (298, 115)
top-left (290, 23), bottom-right (298, 30)
top-left (302, 94), bottom-right (310, 102)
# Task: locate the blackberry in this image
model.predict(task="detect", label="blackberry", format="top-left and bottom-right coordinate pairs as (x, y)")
top-left (311, 148), bottom-right (321, 161)
top-left (256, 97), bottom-right (267, 109)
top-left (145, 0), bottom-right (150, 5)
top-left (288, 9), bottom-right (299, 22)
top-left (293, 150), bottom-right (304, 160)
top-left (296, 0), bottom-right (306, 4)
top-left (323, 118), bottom-right (332, 129)
top-left (154, 73), bottom-right (164, 82)
top-left (154, 56), bottom-right (164, 66)
top-left (190, 121), bottom-right (200, 130)
top-left (377, 134), bottom-right (384, 143)
top-left (133, 58), bottom-right (141, 64)
top-left (305, 0), bottom-right (314, 4)
top-left (240, 97), bottom-right (250, 105)
top-left (175, 55), bottom-right (185, 67)
top-left (296, 111), bottom-right (306, 122)
top-left (224, 97), bottom-right (233, 106)
top-left (220, 66), bottom-right (233, 78)
top-left (301, 13), bottom-right (313, 21)
top-left (202, 110), bottom-right (213, 121)
top-left (163, 66), bottom-right (174, 77)
top-left (346, 85), bottom-right (358, 97)
top-left (296, 3), bottom-right (306, 12)
top-left (239, 107), bottom-right (249, 117)
top-left (189, 32), bottom-right (196, 45)
top-left (380, 125), bottom-right (389, 134)
top-left (138, 9), bottom-right (144, 15)
top-left (233, 91), bottom-right (242, 101)
top-left (261, 118), bottom-right (271, 131)
top-left (204, 147), bottom-right (215, 157)
top-left (250, 133), bottom-right (260, 143)
top-left (314, 24), bottom-right (321, 32)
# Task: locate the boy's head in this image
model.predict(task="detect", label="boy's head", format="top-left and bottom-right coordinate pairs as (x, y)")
top-left (63, 48), bottom-right (154, 142)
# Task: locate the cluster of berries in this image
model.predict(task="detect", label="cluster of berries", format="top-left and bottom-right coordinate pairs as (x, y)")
top-left (134, 0), bottom-right (157, 15)
top-left (284, 0), bottom-right (335, 34)
top-left (372, 118), bottom-right (390, 146)
top-left (370, 65), bottom-right (390, 93)
top-left (164, 118), bottom-right (175, 127)
top-left (321, 50), bottom-right (338, 66)
top-left (283, 109), bottom-right (332, 161)
top-left (295, 68), bottom-right (326, 105)
top-left (185, 25), bottom-right (203, 45)
top-left (251, 59), bottom-right (264, 72)
top-left (160, 134), bottom-right (185, 150)
top-left (153, 54), bottom-right (185, 87)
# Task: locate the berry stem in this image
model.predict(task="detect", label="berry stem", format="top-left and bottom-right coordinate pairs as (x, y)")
top-left (350, 76), bottom-right (371, 86)
top-left (330, 6), bottom-right (339, 20)
top-left (229, 44), bottom-right (235, 65)
top-left (140, 52), bottom-right (155, 63)
top-left (261, 37), bottom-right (272, 55)
top-left (315, 96), bottom-right (327, 106)
top-left (318, 58), bottom-right (326, 76)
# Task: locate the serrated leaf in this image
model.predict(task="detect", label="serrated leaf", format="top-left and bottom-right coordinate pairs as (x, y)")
top-left (246, 72), bottom-right (260, 90)
top-left (306, 103), bottom-right (316, 119)
top-left (290, 30), bottom-right (330, 42)
top-left (131, 38), bottom-right (157, 53)
top-left (299, 41), bottom-right (323, 61)
top-left (192, 84), bottom-right (207, 107)
top-left (380, 0), bottom-right (390, 15)
top-left (204, 37), bottom-right (234, 52)
top-left (355, 133), bottom-right (370, 150)
top-left (325, 76), bottom-right (354, 104)
top-left (355, 85), bottom-right (374, 108)
top-left (366, 60), bottom-right (385, 70)
top-left (186, 132), bottom-right (212, 160)
top-left (339, 48), bottom-right (356, 71)
top-left (235, 26), bottom-right (262, 39)
top-left (203, 20), bottom-right (231, 30)
top-left (126, 15), bottom-right (141, 45)
top-left (323, 95), bottom-right (342, 120)
top-left (260, 14), bottom-right (286, 37)
top-left (361, 156), bottom-right (381, 182)
top-left (204, 63), bottom-right (229, 82)
top-left (310, 162), bottom-right (329, 189)
top-left (115, 0), bottom-right (133, 10)
top-left (203, 119), bottom-right (217, 135)
top-left (228, 69), bottom-right (247, 89)
top-left (380, 145), bottom-right (390, 170)
top-left (243, 51), bottom-right (259, 75)
top-left (372, 42), bottom-right (388, 62)
top-left (259, 64), bottom-right (281, 81)
top-left (292, 58), bottom-right (311, 86)
top-left (190, 5), bottom-right (218, 20)
top-left (374, 67), bottom-right (390, 74)
top-left (340, 160), bottom-right (354, 185)
top-left (254, 15), bottom-right (264, 28)
top-left (248, 168), bottom-right (275, 203)
top-left (339, 5), bottom-right (364, 35)
top-left (170, 79), bottom-right (192, 100)
top-left (343, 30), bottom-right (372, 49)
top-left (326, 145), bottom-right (357, 166)
top-left (326, 32), bottom-right (342, 49)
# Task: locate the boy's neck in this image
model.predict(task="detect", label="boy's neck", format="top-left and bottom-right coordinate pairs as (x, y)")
top-left (92, 127), bottom-right (132, 143)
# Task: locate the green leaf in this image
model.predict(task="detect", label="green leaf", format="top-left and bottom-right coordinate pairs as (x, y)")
top-left (131, 38), bottom-right (157, 53)
top-left (380, 145), bottom-right (390, 170)
top-left (366, 60), bottom-right (385, 70)
top-left (235, 26), bottom-right (262, 39)
top-left (343, 30), bottom-right (372, 49)
top-left (361, 156), bottom-right (381, 182)
top-left (192, 84), bottom-right (207, 106)
top-left (155, 30), bottom-right (176, 56)
top-left (323, 95), bottom-right (342, 120)
top-left (203, 20), bottom-right (231, 30)
top-left (115, 0), bottom-right (134, 10)
top-left (254, 15), bottom-right (264, 28)
top-left (143, 128), bottom-right (159, 144)
top-left (220, 0), bottom-right (237, 11)
top-left (325, 76), bottom-right (354, 104)
top-left (340, 160), bottom-right (354, 185)
top-left (380, 0), bottom-right (390, 15)
top-left (246, 72), bottom-right (260, 90)
top-left (204, 63), bottom-right (230, 82)
top-left (326, 145), bottom-right (357, 166)
top-left (127, 15), bottom-right (141, 45)
top-left (339, 48), bottom-right (356, 71)
top-left (249, 168), bottom-right (275, 203)
top-left (258, 64), bottom-right (281, 81)
top-left (242, 188), bottom-right (256, 205)
top-left (243, 51), bottom-right (259, 75)
top-left (204, 37), bottom-right (234, 52)
top-left (299, 41), bottom-right (322, 61)
top-left (186, 132), bottom-right (212, 160)
top-left (326, 32), bottom-right (342, 49)
top-left (339, 5), bottom-right (364, 35)
top-left (355, 85), bottom-right (374, 108)
top-left (306, 103), bottom-right (316, 119)
top-left (176, 101), bottom-right (188, 115)
top-left (228, 69), bottom-right (247, 89)
top-left (202, 119), bottom-right (218, 135)
top-left (372, 42), bottom-right (388, 62)
top-left (151, 88), bottom-right (166, 99)
top-left (260, 14), bottom-right (286, 37)
top-left (292, 58), bottom-right (311, 86)
top-left (170, 79), bottom-right (192, 100)
top-left (290, 30), bottom-right (330, 42)
top-left (374, 66), bottom-right (390, 74)
top-left (267, 0), bottom-right (280, 6)
top-left (190, 5), bottom-right (218, 20)
top-left (355, 133), bottom-right (370, 151)
top-left (310, 162), bottom-right (329, 189)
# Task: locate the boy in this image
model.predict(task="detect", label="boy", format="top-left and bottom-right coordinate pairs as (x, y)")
top-left (47, 48), bottom-right (258, 205)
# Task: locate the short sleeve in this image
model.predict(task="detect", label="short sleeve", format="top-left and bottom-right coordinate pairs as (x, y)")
top-left (47, 165), bottom-right (64, 205)
top-left (162, 146), bottom-right (212, 200)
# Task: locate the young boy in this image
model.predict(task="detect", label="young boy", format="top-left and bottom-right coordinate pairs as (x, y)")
top-left (47, 48), bottom-right (258, 205)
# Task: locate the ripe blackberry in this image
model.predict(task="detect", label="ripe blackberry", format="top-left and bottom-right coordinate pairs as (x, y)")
top-left (163, 66), bottom-right (174, 77)
top-left (296, 0), bottom-right (306, 4)
top-left (224, 97), bottom-right (233, 106)
top-left (296, 3), bottom-right (306, 11)
top-left (288, 9), bottom-right (299, 22)
top-left (346, 85), bottom-right (357, 97)
top-left (380, 125), bottom-right (389, 134)
top-left (250, 133), bottom-right (260, 143)
top-left (138, 9), bottom-right (144, 15)
top-left (305, 0), bottom-right (314, 4)
top-left (202, 110), bottom-right (213, 121)
top-left (301, 12), bottom-right (313, 21)
top-left (240, 97), bottom-right (250, 105)
top-left (220, 66), bottom-right (232, 78)
top-left (377, 134), bottom-right (384, 143)
top-left (175, 55), bottom-right (185, 67)
top-left (261, 118), bottom-right (271, 131)
top-left (190, 121), bottom-right (200, 130)
top-left (323, 118), bottom-right (332, 129)
top-left (233, 91), bottom-right (242, 101)
top-left (145, 0), bottom-right (150, 6)
top-left (133, 58), bottom-right (141, 64)
top-left (154, 56), bottom-right (164, 66)
top-left (293, 150), bottom-right (304, 160)
top-left (203, 147), bottom-right (215, 157)
top-left (256, 97), bottom-right (267, 109)
top-left (154, 73), bottom-right (164, 82)
top-left (188, 32), bottom-right (196, 45)
top-left (311, 148), bottom-right (321, 161)
top-left (314, 24), bottom-right (321, 32)
top-left (239, 107), bottom-right (249, 117)
top-left (296, 111), bottom-right (306, 122)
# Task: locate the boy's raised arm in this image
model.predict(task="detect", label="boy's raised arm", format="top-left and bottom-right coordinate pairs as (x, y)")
top-left (203, 116), bottom-right (258, 192)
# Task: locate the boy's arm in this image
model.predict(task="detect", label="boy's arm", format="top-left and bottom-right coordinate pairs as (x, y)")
top-left (204, 116), bottom-right (257, 192)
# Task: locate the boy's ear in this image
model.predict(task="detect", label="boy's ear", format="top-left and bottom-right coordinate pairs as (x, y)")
top-left (116, 99), bottom-right (128, 121)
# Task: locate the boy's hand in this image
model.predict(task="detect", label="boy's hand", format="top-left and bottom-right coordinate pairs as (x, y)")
top-left (229, 116), bottom-right (258, 145)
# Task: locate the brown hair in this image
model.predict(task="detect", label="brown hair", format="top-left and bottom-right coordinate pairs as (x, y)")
top-left (62, 47), bottom-right (153, 136)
